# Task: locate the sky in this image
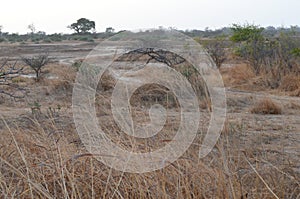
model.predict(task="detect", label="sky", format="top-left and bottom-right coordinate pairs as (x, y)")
top-left (0, 0), bottom-right (299, 34)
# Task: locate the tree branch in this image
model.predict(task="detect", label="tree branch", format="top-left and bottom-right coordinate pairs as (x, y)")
top-left (0, 59), bottom-right (26, 99)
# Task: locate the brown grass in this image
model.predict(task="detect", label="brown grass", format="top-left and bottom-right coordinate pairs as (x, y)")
top-left (0, 63), bottom-right (299, 198)
top-left (0, 116), bottom-right (299, 198)
top-left (279, 75), bottom-right (300, 96)
top-left (222, 64), bottom-right (300, 93)
top-left (38, 64), bottom-right (76, 101)
top-left (250, 98), bottom-right (282, 115)
top-left (221, 64), bottom-right (256, 89)
top-left (286, 100), bottom-right (300, 110)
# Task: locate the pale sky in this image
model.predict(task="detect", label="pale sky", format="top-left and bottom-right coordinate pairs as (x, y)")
top-left (1, 0), bottom-right (299, 34)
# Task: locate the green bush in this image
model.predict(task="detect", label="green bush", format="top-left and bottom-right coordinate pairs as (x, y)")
top-left (48, 34), bottom-right (63, 42)
top-left (72, 59), bottom-right (83, 71)
top-left (70, 34), bottom-right (94, 42)
top-left (31, 37), bottom-right (40, 43)
top-left (43, 38), bottom-right (52, 43)
top-left (0, 37), bottom-right (6, 42)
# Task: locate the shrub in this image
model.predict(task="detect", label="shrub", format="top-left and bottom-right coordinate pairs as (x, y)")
top-left (43, 38), bottom-right (52, 43)
top-left (79, 36), bottom-right (94, 42)
top-left (21, 53), bottom-right (50, 81)
top-left (48, 33), bottom-right (63, 42)
top-left (200, 37), bottom-right (229, 68)
top-left (72, 59), bottom-right (83, 71)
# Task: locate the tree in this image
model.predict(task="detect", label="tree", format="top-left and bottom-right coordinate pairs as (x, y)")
top-left (0, 59), bottom-right (25, 98)
top-left (0, 25), bottom-right (3, 38)
top-left (201, 37), bottom-right (228, 68)
top-left (230, 23), bottom-right (264, 43)
top-left (21, 53), bottom-right (50, 81)
top-left (105, 27), bottom-right (115, 34)
top-left (277, 30), bottom-right (300, 70)
top-left (28, 23), bottom-right (36, 34)
top-left (230, 24), bottom-right (266, 75)
top-left (230, 24), bottom-right (300, 88)
top-left (264, 26), bottom-right (277, 37)
top-left (68, 18), bottom-right (95, 34)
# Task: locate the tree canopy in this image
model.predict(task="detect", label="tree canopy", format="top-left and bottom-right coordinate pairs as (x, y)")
top-left (230, 24), bottom-right (264, 42)
top-left (68, 18), bottom-right (95, 34)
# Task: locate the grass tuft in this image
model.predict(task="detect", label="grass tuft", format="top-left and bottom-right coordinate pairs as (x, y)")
top-left (250, 98), bottom-right (282, 114)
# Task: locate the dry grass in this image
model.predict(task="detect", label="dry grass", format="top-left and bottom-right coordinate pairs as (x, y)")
top-left (286, 100), bottom-right (300, 110)
top-left (222, 64), bottom-right (300, 93)
top-left (0, 101), bottom-right (298, 198)
top-left (31, 64), bottom-right (76, 103)
top-left (0, 62), bottom-right (299, 198)
top-left (221, 64), bottom-right (256, 89)
top-left (279, 75), bottom-right (300, 96)
top-left (250, 98), bottom-right (282, 115)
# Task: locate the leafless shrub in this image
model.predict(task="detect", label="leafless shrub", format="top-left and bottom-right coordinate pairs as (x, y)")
top-left (21, 53), bottom-right (50, 81)
top-left (201, 38), bottom-right (228, 68)
top-left (0, 58), bottom-right (25, 99)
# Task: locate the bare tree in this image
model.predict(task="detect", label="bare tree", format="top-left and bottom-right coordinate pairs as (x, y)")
top-left (202, 38), bottom-right (228, 68)
top-left (117, 48), bottom-right (186, 66)
top-left (0, 25), bottom-right (3, 38)
top-left (0, 59), bottom-right (26, 98)
top-left (28, 23), bottom-right (36, 34)
top-left (21, 53), bottom-right (50, 81)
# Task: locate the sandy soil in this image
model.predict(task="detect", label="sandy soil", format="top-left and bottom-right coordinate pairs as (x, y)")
top-left (0, 41), bottom-right (99, 65)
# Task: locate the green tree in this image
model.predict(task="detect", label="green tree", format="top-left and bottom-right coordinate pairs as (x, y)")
top-left (230, 23), bottom-right (264, 43)
top-left (230, 24), bottom-right (300, 87)
top-left (277, 30), bottom-right (300, 70)
top-left (68, 18), bottom-right (95, 34)
top-left (230, 24), bottom-right (266, 74)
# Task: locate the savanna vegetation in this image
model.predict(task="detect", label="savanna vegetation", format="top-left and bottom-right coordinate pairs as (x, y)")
top-left (0, 21), bottom-right (299, 198)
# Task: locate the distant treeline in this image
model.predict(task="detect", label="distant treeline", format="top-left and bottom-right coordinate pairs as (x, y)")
top-left (181, 26), bottom-right (300, 38)
top-left (0, 25), bottom-right (299, 44)
top-left (0, 32), bottom-right (118, 43)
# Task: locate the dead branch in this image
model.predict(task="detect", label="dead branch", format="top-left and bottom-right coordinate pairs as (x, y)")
top-left (0, 58), bottom-right (26, 99)
top-left (117, 48), bottom-right (186, 67)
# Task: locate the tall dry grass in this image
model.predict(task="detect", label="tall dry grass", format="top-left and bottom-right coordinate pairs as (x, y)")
top-left (250, 98), bottom-right (282, 115)
top-left (279, 75), bottom-right (300, 96)
top-left (221, 64), bottom-right (256, 90)
top-left (0, 114), bottom-right (298, 198)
